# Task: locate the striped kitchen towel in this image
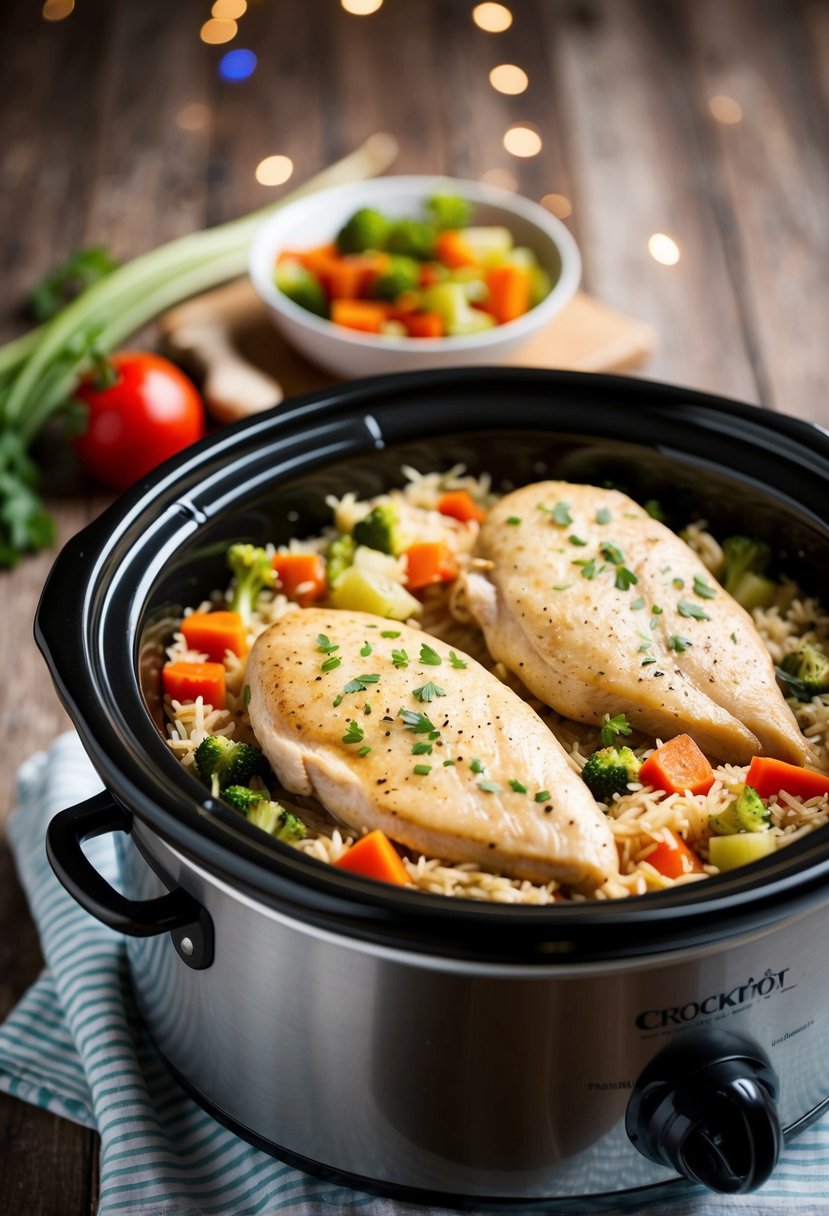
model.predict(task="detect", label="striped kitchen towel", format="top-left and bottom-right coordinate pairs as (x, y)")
top-left (1, 732), bottom-right (829, 1215)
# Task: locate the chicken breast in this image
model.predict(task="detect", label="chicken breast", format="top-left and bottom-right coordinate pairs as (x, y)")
top-left (459, 481), bottom-right (810, 766)
top-left (246, 608), bottom-right (617, 889)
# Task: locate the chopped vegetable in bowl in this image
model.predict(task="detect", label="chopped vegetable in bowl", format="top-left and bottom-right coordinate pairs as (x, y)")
top-left (274, 193), bottom-right (553, 339)
top-left (161, 467), bottom-right (829, 903)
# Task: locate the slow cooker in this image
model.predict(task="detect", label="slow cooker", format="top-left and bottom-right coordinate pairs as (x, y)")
top-left (38, 368), bottom-right (829, 1209)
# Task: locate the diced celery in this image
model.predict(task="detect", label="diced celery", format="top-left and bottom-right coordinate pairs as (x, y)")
top-left (732, 573), bottom-right (778, 612)
top-left (708, 831), bottom-right (776, 872)
top-left (461, 226), bottom-right (514, 259)
top-left (328, 565), bottom-right (421, 619)
top-left (421, 283), bottom-right (496, 336)
top-left (274, 259), bottom-right (328, 317)
top-left (529, 264), bottom-right (553, 306)
top-left (508, 246), bottom-right (536, 268)
top-left (247, 801), bottom-right (284, 835)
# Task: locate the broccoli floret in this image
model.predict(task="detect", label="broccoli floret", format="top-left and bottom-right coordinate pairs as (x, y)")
top-left (274, 260), bottom-right (328, 317)
top-left (222, 785), bottom-right (268, 814)
top-left (325, 533), bottom-right (356, 585)
top-left (778, 641), bottom-right (829, 700)
top-left (426, 193), bottom-right (473, 231)
top-left (709, 784), bottom-right (770, 836)
top-left (385, 218), bottom-right (437, 260)
top-left (194, 735), bottom-right (270, 791)
top-left (581, 746), bottom-right (641, 802)
top-left (247, 800), bottom-right (307, 842)
top-left (336, 208), bottom-right (391, 254)
top-left (352, 501), bottom-right (402, 555)
top-left (371, 255), bottom-right (420, 301)
top-left (227, 543), bottom-right (275, 625)
top-left (721, 535), bottom-right (777, 611)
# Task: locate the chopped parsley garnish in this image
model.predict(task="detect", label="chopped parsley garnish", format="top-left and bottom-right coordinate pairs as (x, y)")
top-left (534, 790), bottom-right (551, 803)
top-left (569, 534), bottom-right (588, 546)
top-left (428, 730), bottom-right (441, 740)
top-left (672, 578), bottom-right (685, 590)
top-left (413, 681), bottom-right (446, 702)
top-left (413, 764), bottom-right (432, 776)
top-left (601, 712), bottom-right (632, 746)
top-left (596, 507), bottom-right (611, 525)
top-left (443, 759), bottom-right (456, 766)
top-left (360, 641), bottom-right (373, 657)
top-left (553, 582), bottom-right (573, 591)
top-left (652, 604), bottom-right (663, 615)
top-left (419, 644), bottom-right (442, 666)
top-left (470, 758), bottom-right (484, 774)
top-left (357, 745), bottom-right (372, 757)
top-left (364, 703), bottom-right (372, 715)
top-left (333, 694), bottom-right (343, 707)
top-left (342, 720), bottom-right (364, 744)
top-left (645, 499), bottom-right (665, 521)
top-left (412, 742), bottom-right (433, 755)
top-left (641, 656), bottom-right (657, 666)
top-left (668, 635), bottom-right (693, 652)
top-left (242, 684), bottom-right (251, 705)
top-left (540, 501), bottom-right (572, 526)
top-left (693, 575), bottom-right (716, 600)
top-left (615, 566), bottom-right (638, 591)
top-left (391, 649), bottom-right (410, 668)
top-left (630, 596), bottom-right (646, 610)
top-left (731, 631), bottom-right (738, 643)
top-left (448, 650), bottom-right (467, 669)
top-left (399, 709), bottom-right (436, 734)
top-left (509, 779), bottom-right (528, 794)
top-left (506, 516), bottom-right (521, 526)
top-left (479, 780), bottom-right (502, 794)
top-left (578, 558), bottom-right (600, 580)
top-left (678, 598), bottom-right (711, 621)
top-left (343, 674), bottom-right (381, 693)
top-left (316, 634), bottom-right (339, 654)
top-left (381, 630), bottom-right (401, 638)
top-left (321, 656), bottom-right (342, 673)
top-left (637, 642), bottom-right (652, 653)
top-left (600, 541), bottom-right (625, 565)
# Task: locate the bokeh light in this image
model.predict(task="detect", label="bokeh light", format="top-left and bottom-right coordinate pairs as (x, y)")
top-left (479, 168), bottom-right (518, 192)
top-left (200, 18), bottom-right (238, 44)
top-left (255, 155), bottom-right (295, 186)
top-left (341, 0), bottom-right (384, 13)
top-left (648, 233), bottom-right (681, 265)
top-left (176, 103), bottom-right (211, 131)
top-left (219, 48), bottom-right (257, 81)
top-left (709, 95), bottom-right (743, 124)
top-left (472, 3), bottom-right (513, 32)
top-left (489, 64), bottom-right (528, 95)
top-left (212, 0), bottom-right (247, 16)
top-left (541, 193), bottom-right (573, 219)
top-left (503, 125), bottom-right (542, 157)
top-left (42, 0), bottom-right (74, 19)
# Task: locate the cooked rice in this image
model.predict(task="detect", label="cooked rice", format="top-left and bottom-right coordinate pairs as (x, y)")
top-left (162, 469), bottom-right (829, 904)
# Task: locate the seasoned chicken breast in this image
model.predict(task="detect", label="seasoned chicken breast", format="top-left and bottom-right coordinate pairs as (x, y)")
top-left (460, 481), bottom-right (811, 766)
top-left (246, 608), bottom-right (617, 889)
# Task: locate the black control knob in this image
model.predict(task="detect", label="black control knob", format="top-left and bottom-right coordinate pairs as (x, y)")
top-left (626, 1030), bottom-right (782, 1194)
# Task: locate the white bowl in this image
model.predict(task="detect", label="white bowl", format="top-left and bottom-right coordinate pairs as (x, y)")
top-left (249, 175), bottom-right (581, 377)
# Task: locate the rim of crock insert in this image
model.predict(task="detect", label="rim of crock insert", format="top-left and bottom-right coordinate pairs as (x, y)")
top-left (35, 367), bottom-right (829, 963)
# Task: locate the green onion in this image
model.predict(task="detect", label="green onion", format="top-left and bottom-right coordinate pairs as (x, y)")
top-left (381, 630), bottom-right (401, 638)
top-left (419, 644), bottom-right (442, 666)
top-left (678, 598), bottom-right (711, 621)
top-left (316, 635), bottom-right (339, 653)
top-left (321, 656), bottom-right (342, 673)
top-left (448, 650), bottom-right (467, 669)
top-left (508, 779), bottom-right (528, 793)
top-left (596, 508), bottom-right (611, 524)
top-left (506, 516), bottom-right (521, 526)
top-left (412, 742), bottom-right (433, 755)
top-left (398, 709), bottom-right (436, 734)
top-left (413, 764), bottom-right (432, 776)
top-left (668, 635), bottom-right (693, 652)
top-left (470, 758), bottom-right (484, 773)
top-left (479, 780), bottom-right (502, 794)
top-left (693, 575), bottom-right (716, 599)
top-left (360, 641), bottom-right (373, 656)
top-left (535, 790), bottom-right (551, 803)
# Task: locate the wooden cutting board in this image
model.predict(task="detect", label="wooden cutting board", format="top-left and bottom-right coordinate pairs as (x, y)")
top-left (161, 279), bottom-right (657, 423)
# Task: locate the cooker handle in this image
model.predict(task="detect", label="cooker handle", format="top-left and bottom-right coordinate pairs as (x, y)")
top-left (46, 792), bottom-right (213, 969)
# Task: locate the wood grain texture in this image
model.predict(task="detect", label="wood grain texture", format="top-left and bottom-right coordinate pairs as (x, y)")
top-left (0, 0), bottom-right (826, 1209)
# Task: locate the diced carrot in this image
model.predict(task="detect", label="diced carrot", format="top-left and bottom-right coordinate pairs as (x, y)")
top-left (638, 734), bottom-right (715, 796)
top-left (436, 489), bottom-right (486, 524)
top-left (180, 610), bottom-right (247, 662)
top-left (272, 552), bottom-right (327, 607)
top-left (418, 264), bottom-right (443, 288)
top-left (404, 311), bottom-right (445, 339)
top-left (484, 264), bottom-right (533, 324)
top-left (330, 298), bottom-right (393, 334)
top-left (645, 831), bottom-right (705, 878)
top-left (404, 541), bottom-right (458, 590)
top-left (162, 661), bottom-right (226, 709)
top-left (390, 291), bottom-right (422, 317)
top-left (746, 756), bottom-right (829, 802)
top-left (434, 229), bottom-right (477, 270)
top-left (299, 249), bottom-right (388, 300)
top-left (334, 829), bottom-right (410, 886)
top-left (295, 243), bottom-right (339, 273)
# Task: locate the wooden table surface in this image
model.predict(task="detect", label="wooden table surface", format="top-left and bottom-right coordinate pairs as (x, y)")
top-left (1, 0), bottom-right (827, 1210)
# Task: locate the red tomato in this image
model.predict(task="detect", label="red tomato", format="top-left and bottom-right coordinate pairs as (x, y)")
top-left (72, 352), bottom-right (205, 490)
